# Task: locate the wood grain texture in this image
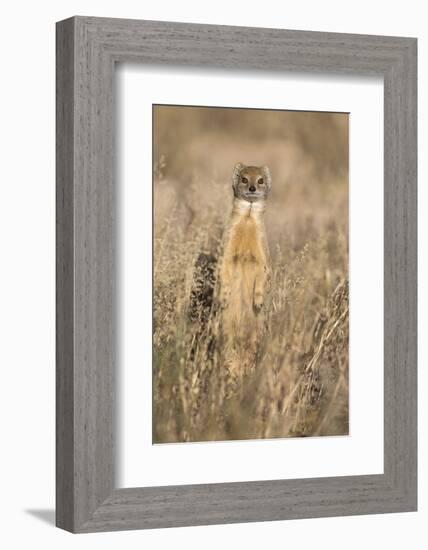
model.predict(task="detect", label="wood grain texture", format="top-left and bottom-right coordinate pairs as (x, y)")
top-left (56, 16), bottom-right (417, 533)
top-left (56, 18), bottom-right (75, 532)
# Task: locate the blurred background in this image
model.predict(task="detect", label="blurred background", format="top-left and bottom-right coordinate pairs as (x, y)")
top-left (153, 105), bottom-right (348, 251)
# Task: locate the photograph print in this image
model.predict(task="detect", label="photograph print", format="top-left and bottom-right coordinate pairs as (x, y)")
top-left (153, 104), bottom-right (349, 444)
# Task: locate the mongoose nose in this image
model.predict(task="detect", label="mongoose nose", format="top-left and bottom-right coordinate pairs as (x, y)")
top-left (249, 185), bottom-right (256, 193)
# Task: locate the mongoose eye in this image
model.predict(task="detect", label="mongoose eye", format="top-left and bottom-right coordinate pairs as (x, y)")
top-left (258, 178), bottom-right (264, 185)
top-left (241, 177), bottom-right (248, 184)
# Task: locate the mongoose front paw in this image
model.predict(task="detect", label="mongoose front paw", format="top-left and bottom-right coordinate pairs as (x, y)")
top-left (253, 295), bottom-right (264, 314)
top-left (220, 295), bottom-right (230, 310)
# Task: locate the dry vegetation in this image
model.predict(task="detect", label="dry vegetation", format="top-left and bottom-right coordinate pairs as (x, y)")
top-left (153, 106), bottom-right (349, 443)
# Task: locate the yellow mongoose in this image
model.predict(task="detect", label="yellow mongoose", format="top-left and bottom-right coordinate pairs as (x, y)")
top-left (220, 163), bottom-right (272, 361)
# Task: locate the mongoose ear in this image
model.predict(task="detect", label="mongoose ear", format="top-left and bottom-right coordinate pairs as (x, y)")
top-left (233, 162), bottom-right (244, 175)
top-left (263, 165), bottom-right (272, 190)
top-left (232, 163), bottom-right (244, 192)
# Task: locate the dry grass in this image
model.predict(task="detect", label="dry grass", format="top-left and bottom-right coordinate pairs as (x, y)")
top-left (153, 106), bottom-right (349, 443)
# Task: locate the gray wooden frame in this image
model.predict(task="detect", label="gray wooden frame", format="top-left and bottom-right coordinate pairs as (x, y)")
top-left (56, 16), bottom-right (417, 533)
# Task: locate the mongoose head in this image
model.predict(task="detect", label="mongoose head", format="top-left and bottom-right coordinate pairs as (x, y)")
top-left (232, 163), bottom-right (272, 204)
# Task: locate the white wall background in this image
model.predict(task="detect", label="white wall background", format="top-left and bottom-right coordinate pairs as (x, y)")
top-left (0, 1), bottom-right (424, 548)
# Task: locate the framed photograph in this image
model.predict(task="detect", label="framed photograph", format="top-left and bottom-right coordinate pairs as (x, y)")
top-left (56, 16), bottom-right (417, 532)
